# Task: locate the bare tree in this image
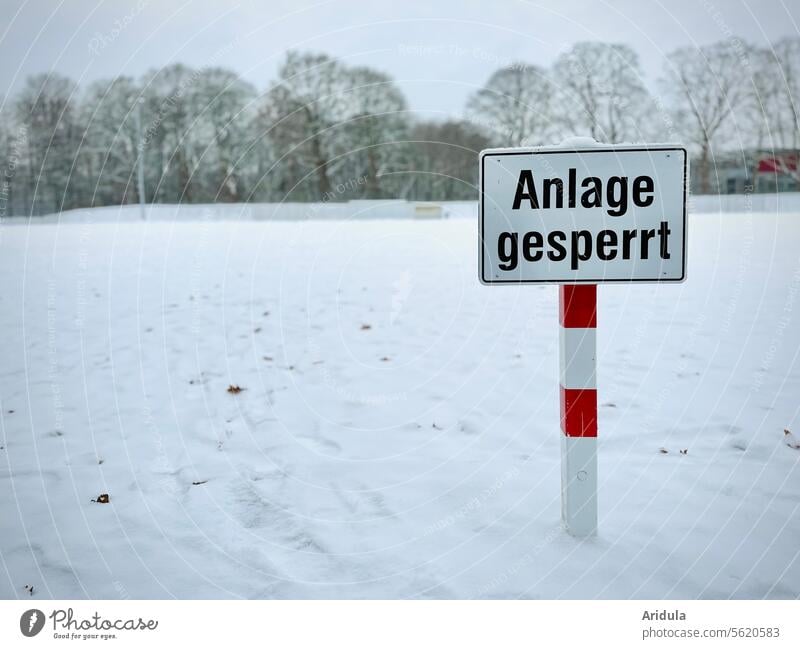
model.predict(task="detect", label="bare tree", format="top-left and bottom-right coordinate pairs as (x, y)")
top-left (773, 38), bottom-right (800, 149)
top-left (190, 68), bottom-right (256, 202)
top-left (772, 37), bottom-right (800, 187)
top-left (14, 73), bottom-right (80, 214)
top-left (466, 63), bottom-right (553, 146)
top-left (260, 51), bottom-right (350, 199)
top-left (744, 49), bottom-right (780, 149)
top-left (79, 76), bottom-right (141, 207)
top-left (662, 41), bottom-right (751, 193)
top-left (407, 120), bottom-right (489, 200)
top-left (339, 66), bottom-right (410, 198)
top-left (0, 108), bottom-right (16, 216)
top-left (733, 47), bottom-right (786, 187)
top-left (552, 42), bottom-right (652, 144)
top-left (139, 64), bottom-right (202, 203)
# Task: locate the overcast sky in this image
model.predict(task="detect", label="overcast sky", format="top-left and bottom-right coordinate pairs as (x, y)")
top-left (1, 0), bottom-right (797, 116)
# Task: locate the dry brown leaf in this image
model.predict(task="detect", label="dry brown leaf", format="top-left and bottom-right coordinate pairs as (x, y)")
top-left (227, 385), bottom-right (244, 394)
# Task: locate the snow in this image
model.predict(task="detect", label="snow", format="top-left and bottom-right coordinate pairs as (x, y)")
top-left (1, 209), bottom-right (799, 599)
top-left (12, 193), bottom-right (800, 226)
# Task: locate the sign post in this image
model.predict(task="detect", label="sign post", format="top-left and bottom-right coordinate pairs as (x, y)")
top-left (479, 142), bottom-right (687, 536)
top-left (559, 283), bottom-right (597, 536)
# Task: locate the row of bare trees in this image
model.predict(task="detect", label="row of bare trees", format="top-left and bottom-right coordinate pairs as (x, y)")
top-left (469, 39), bottom-right (800, 193)
top-left (1, 37), bottom-right (798, 216)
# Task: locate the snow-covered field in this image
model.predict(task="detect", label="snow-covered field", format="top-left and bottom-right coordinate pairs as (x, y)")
top-left (1, 210), bottom-right (799, 599)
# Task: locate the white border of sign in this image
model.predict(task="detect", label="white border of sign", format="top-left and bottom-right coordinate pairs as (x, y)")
top-left (478, 144), bottom-right (689, 285)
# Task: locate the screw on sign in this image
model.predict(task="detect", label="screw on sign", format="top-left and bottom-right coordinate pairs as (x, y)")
top-left (478, 140), bottom-right (688, 536)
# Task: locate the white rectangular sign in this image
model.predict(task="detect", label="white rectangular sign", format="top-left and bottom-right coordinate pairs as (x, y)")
top-left (479, 145), bottom-right (687, 284)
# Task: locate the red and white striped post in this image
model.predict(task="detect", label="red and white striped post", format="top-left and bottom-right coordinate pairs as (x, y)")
top-left (559, 284), bottom-right (598, 537)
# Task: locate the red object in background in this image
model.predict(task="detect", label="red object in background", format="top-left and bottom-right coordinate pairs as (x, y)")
top-left (757, 153), bottom-right (798, 174)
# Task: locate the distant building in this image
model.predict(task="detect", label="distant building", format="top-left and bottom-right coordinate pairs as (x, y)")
top-left (690, 149), bottom-right (799, 195)
top-left (754, 150), bottom-right (799, 193)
